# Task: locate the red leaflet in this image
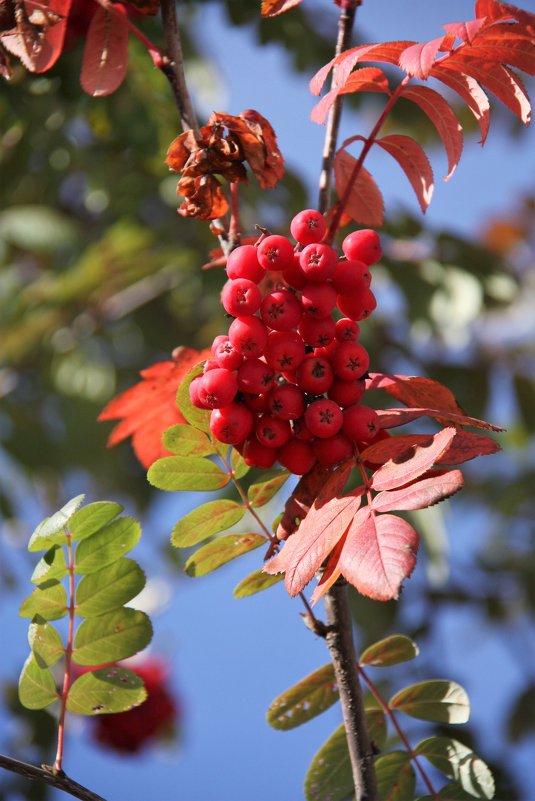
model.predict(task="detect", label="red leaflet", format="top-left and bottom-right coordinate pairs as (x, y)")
top-left (1, 0), bottom-right (71, 73)
top-left (442, 19), bottom-right (487, 44)
top-left (399, 35), bottom-right (453, 79)
top-left (371, 469), bottom-right (464, 512)
top-left (475, 0), bottom-right (535, 26)
top-left (261, 0), bottom-right (303, 17)
top-left (375, 134), bottom-right (434, 214)
top-left (428, 66), bottom-right (490, 144)
top-left (338, 510), bottom-right (419, 601)
top-left (466, 28), bottom-right (535, 76)
top-left (80, 6), bottom-right (129, 97)
top-left (435, 430), bottom-right (501, 464)
top-left (334, 151), bottom-right (384, 227)
top-left (31, 0), bottom-right (72, 72)
top-left (310, 41), bottom-right (413, 97)
top-left (311, 67), bottom-right (390, 125)
top-left (98, 347), bottom-right (210, 468)
top-left (376, 407), bottom-right (504, 432)
top-left (367, 373), bottom-right (464, 415)
top-left (399, 85), bottom-right (463, 180)
top-left (370, 427), bottom-right (457, 492)
top-left (310, 531), bottom-right (347, 605)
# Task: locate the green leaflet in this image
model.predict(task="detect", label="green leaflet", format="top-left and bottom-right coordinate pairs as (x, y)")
top-left (31, 546), bottom-right (67, 585)
top-left (360, 635), bottom-right (419, 667)
top-left (366, 706), bottom-right (388, 751)
top-left (267, 664), bottom-right (338, 731)
top-left (19, 580), bottom-right (68, 621)
top-left (171, 500), bottom-right (245, 548)
top-left (18, 654), bottom-right (59, 710)
top-left (162, 424), bottom-right (215, 457)
top-left (74, 516), bottom-right (141, 574)
top-left (247, 471), bottom-right (290, 508)
top-left (66, 667), bottom-right (147, 716)
top-left (375, 752), bottom-right (416, 801)
top-left (176, 363), bottom-right (211, 432)
top-left (415, 737), bottom-right (495, 799)
top-left (389, 680), bottom-right (470, 724)
top-left (28, 617), bottom-right (64, 668)
top-left (185, 533), bottom-right (265, 577)
top-left (73, 608), bottom-right (153, 666)
top-left (417, 783), bottom-right (491, 801)
top-left (147, 455), bottom-right (229, 492)
top-left (233, 569), bottom-right (283, 598)
top-left (230, 448), bottom-right (250, 479)
top-left (28, 494), bottom-right (85, 552)
top-left (304, 724), bottom-right (353, 801)
top-left (69, 501), bottom-right (123, 542)
top-left (75, 559), bottom-right (146, 617)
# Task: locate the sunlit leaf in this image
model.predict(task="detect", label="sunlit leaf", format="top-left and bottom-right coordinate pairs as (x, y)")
top-left (370, 428), bottom-right (457, 491)
top-left (375, 134), bottom-right (434, 213)
top-left (28, 494), bottom-right (85, 552)
top-left (360, 635), bottom-right (419, 667)
top-left (75, 517), bottom-right (141, 574)
top-left (171, 500), bottom-right (245, 548)
top-left (371, 470), bottom-right (464, 513)
top-left (267, 664), bottom-right (338, 730)
top-left (389, 680), bottom-right (470, 723)
top-left (19, 580), bottom-right (68, 621)
top-left (248, 471), bottom-right (290, 508)
top-left (148, 455), bottom-right (229, 492)
top-left (73, 608), bottom-right (153, 666)
top-left (66, 667), bottom-right (147, 716)
top-left (80, 7), bottom-right (129, 97)
top-left (69, 501), bottom-right (123, 542)
top-left (75, 558), bottom-right (146, 617)
top-left (31, 546), bottom-right (67, 585)
top-left (185, 533), bottom-right (265, 577)
top-left (28, 618), bottom-right (64, 668)
top-left (18, 654), bottom-right (59, 710)
top-left (233, 569), bottom-right (284, 598)
top-left (415, 737), bottom-right (495, 799)
top-left (230, 448), bottom-right (250, 479)
top-left (162, 424), bottom-right (214, 457)
top-left (176, 362), bottom-right (211, 433)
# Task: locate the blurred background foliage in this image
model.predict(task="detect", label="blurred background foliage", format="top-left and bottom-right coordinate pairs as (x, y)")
top-left (0, 1), bottom-right (534, 799)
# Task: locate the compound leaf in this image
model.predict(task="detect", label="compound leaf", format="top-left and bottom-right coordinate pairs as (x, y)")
top-left (69, 501), bottom-right (123, 542)
top-left (75, 558), bottom-right (146, 617)
top-left (375, 134), bottom-right (434, 214)
top-left (31, 546), bottom-right (67, 585)
top-left (371, 470), bottom-right (464, 513)
top-left (66, 667), bottom-right (147, 716)
top-left (389, 680), bottom-right (470, 724)
top-left (267, 664), bottom-right (338, 730)
top-left (28, 618), bottom-right (64, 668)
top-left (176, 362), bottom-right (211, 433)
top-left (375, 751), bottom-right (416, 801)
top-left (304, 724), bottom-right (353, 801)
top-left (73, 608), bottom-right (152, 666)
top-left (370, 428), bottom-right (457, 492)
top-left (171, 500), bottom-right (245, 548)
top-left (80, 6), bottom-right (129, 97)
top-left (162, 424), bottom-right (214, 457)
top-left (334, 151), bottom-right (384, 227)
top-left (248, 471), bottom-right (290, 508)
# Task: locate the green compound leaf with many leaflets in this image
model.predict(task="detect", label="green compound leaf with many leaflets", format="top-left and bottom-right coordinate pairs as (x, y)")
top-left (184, 533), bottom-right (265, 577)
top-left (415, 737), bottom-right (495, 799)
top-left (162, 424), bottom-right (215, 457)
top-left (75, 559), bottom-right (146, 617)
top-left (267, 664), bottom-right (338, 731)
top-left (28, 494), bottom-right (85, 552)
top-left (19, 580), bottom-right (68, 621)
top-left (375, 751), bottom-right (416, 801)
top-left (360, 635), bottom-right (419, 667)
top-left (247, 470), bottom-right (290, 508)
top-left (18, 654), bottom-right (59, 710)
top-left (28, 618), bottom-right (64, 668)
top-left (74, 516), bottom-right (141, 574)
top-left (233, 568), bottom-right (283, 599)
top-left (147, 455), bottom-right (229, 492)
top-left (66, 667), bottom-right (147, 716)
top-left (171, 500), bottom-right (245, 548)
top-left (73, 607), bottom-right (153, 666)
top-left (389, 680), bottom-right (470, 724)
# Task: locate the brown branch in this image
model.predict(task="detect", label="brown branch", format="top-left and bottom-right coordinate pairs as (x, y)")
top-left (318, 0), bottom-right (361, 215)
top-left (0, 755), bottom-right (106, 801)
top-left (323, 579), bottom-right (378, 801)
top-left (160, 0), bottom-right (200, 136)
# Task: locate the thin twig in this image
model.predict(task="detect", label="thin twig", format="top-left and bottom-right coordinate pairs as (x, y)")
top-left (324, 580), bottom-right (378, 801)
top-left (160, 0), bottom-right (200, 136)
top-left (0, 755), bottom-right (106, 801)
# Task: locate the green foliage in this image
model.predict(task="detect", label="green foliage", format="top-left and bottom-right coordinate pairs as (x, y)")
top-left (66, 668), bottom-right (147, 716)
top-left (74, 516), bottom-right (141, 573)
top-left (415, 737), bottom-right (494, 799)
top-left (184, 533), bottom-right (265, 577)
top-left (389, 680), bottom-right (470, 724)
top-left (375, 752), bottom-right (416, 801)
top-left (360, 635), bottom-right (419, 668)
top-left (247, 471), bottom-right (290, 508)
top-left (75, 559), bottom-right (146, 617)
top-left (148, 455), bottom-right (230, 491)
top-left (19, 581), bottom-right (68, 622)
top-left (171, 500), bottom-right (245, 548)
top-left (176, 364), bottom-right (211, 432)
top-left (27, 495), bottom-right (86, 552)
top-left (18, 655), bottom-right (59, 711)
top-left (233, 568), bottom-right (283, 598)
top-left (73, 609), bottom-right (153, 666)
top-left (162, 424), bottom-right (215, 457)
top-left (267, 664), bottom-right (338, 731)
top-left (304, 724), bottom-right (354, 801)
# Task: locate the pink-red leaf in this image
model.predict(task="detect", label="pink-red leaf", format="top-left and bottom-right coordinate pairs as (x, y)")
top-left (339, 510), bottom-right (419, 601)
top-left (399, 85), bottom-right (463, 180)
top-left (429, 66), bottom-right (490, 144)
top-left (311, 67), bottom-right (390, 125)
top-left (442, 19), bottom-right (487, 45)
top-left (80, 6), bottom-right (129, 97)
top-left (399, 35), bottom-right (453, 79)
top-left (371, 469), bottom-right (464, 513)
top-left (334, 150), bottom-right (384, 227)
top-left (310, 530), bottom-right (348, 606)
top-left (31, 0), bottom-right (71, 72)
top-left (367, 373), bottom-right (464, 415)
top-left (462, 29), bottom-right (535, 76)
top-left (435, 430), bottom-right (501, 464)
top-left (375, 134), bottom-right (434, 213)
top-left (475, 0), bottom-right (535, 26)
top-left (261, 0), bottom-right (302, 17)
top-left (310, 41), bottom-right (413, 97)
top-left (376, 407), bottom-right (504, 432)
top-left (371, 427), bottom-right (457, 492)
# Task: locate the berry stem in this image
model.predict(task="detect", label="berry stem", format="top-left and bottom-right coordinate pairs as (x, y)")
top-left (54, 529), bottom-right (76, 774)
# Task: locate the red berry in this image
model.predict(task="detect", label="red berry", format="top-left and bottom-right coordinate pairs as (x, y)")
top-left (342, 229), bottom-right (382, 266)
top-left (210, 403), bottom-right (254, 444)
top-left (304, 399), bottom-right (343, 438)
top-left (267, 383), bottom-right (305, 420)
top-left (237, 358), bottom-right (275, 394)
top-left (282, 253), bottom-right (307, 290)
top-left (198, 368), bottom-right (238, 409)
top-left (295, 354), bottom-right (334, 394)
top-left (214, 338), bottom-right (243, 371)
top-left (221, 278), bottom-right (262, 317)
top-left (332, 259), bottom-right (370, 295)
top-left (264, 330), bottom-right (305, 371)
top-left (229, 316), bottom-right (268, 359)
top-left (313, 433), bottom-right (354, 467)
top-left (203, 359), bottom-right (219, 373)
top-left (300, 282), bottom-right (337, 318)
top-left (189, 376), bottom-right (210, 409)
top-left (328, 378), bottom-right (366, 408)
top-left (211, 334), bottom-right (229, 354)
top-left (254, 414), bottom-right (292, 448)
top-left (242, 436), bottom-right (279, 469)
top-left (226, 245), bottom-right (266, 283)
top-left (337, 289), bottom-right (377, 321)
top-left (243, 392), bottom-right (269, 412)
top-left (257, 235), bottom-right (295, 272)
top-left (332, 341), bottom-right (370, 380)
top-left (299, 243), bottom-right (338, 282)
top-left (292, 416), bottom-right (314, 440)
top-left (278, 438), bottom-right (316, 475)
top-left (290, 209), bottom-right (327, 246)
top-left (298, 315), bottom-right (336, 348)
top-left (261, 289), bottom-right (302, 331)
top-left (335, 318), bottom-right (361, 343)
top-left (342, 404), bottom-right (380, 443)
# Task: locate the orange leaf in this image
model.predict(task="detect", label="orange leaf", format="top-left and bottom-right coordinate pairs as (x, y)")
top-left (375, 134), bottom-right (434, 214)
top-left (334, 151), bottom-right (384, 227)
top-left (98, 347), bottom-right (210, 469)
top-left (1, 0), bottom-right (71, 73)
top-left (442, 19), bottom-right (487, 45)
top-left (311, 67), bottom-right (390, 125)
top-left (261, 0), bottom-right (302, 17)
top-left (80, 6), bottom-right (129, 97)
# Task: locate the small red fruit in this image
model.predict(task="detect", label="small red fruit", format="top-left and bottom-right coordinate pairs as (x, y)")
top-left (332, 341), bottom-right (370, 380)
top-left (257, 235), bottom-right (295, 272)
top-left (197, 368), bottom-right (238, 408)
top-left (261, 289), bottom-right (302, 331)
top-left (226, 245), bottom-right (266, 283)
top-left (267, 383), bottom-right (305, 420)
top-left (290, 209), bottom-right (327, 245)
top-left (254, 414), bottom-right (292, 448)
top-left (295, 354), bottom-right (334, 394)
top-left (342, 404), bottom-right (380, 444)
top-left (264, 330), bottom-right (306, 371)
top-left (221, 278), bottom-right (262, 317)
top-left (210, 403), bottom-right (254, 444)
top-left (300, 282), bottom-right (337, 318)
top-left (313, 433), bottom-right (354, 467)
top-left (299, 243), bottom-right (338, 282)
top-left (304, 399), bottom-right (343, 438)
top-left (342, 229), bottom-right (382, 266)
top-left (237, 358), bottom-right (275, 394)
top-left (228, 316), bottom-right (269, 358)
top-left (278, 438), bottom-right (317, 475)
top-left (242, 436), bottom-right (279, 468)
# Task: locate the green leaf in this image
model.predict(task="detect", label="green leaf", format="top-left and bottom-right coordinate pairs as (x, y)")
top-left (267, 664), bottom-right (338, 731)
top-left (70, 501), bottom-right (123, 542)
top-left (417, 783), bottom-right (491, 801)
top-left (19, 580), bottom-right (68, 621)
top-left (75, 558), bottom-right (146, 617)
top-left (375, 752), bottom-right (416, 801)
top-left (365, 706), bottom-right (388, 750)
top-left (360, 635), bottom-right (419, 667)
top-left (18, 654), bottom-right (59, 710)
top-left (73, 608), bottom-right (152, 666)
top-left (28, 494), bottom-right (85, 552)
top-left (171, 500), bottom-right (245, 548)
top-left (28, 617), bottom-right (64, 668)
top-left (415, 737), bottom-right (495, 799)
top-left (247, 471), bottom-right (290, 508)
top-left (233, 568), bottom-right (284, 598)
top-left (231, 448), bottom-right (250, 479)
top-left (389, 680), bottom-right (470, 724)
top-left (148, 455), bottom-right (229, 492)
top-left (162, 424), bottom-right (215, 457)
top-left (74, 516), bottom-right (141, 574)
top-left (184, 533), bottom-right (265, 577)
top-left (31, 546), bottom-right (67, 585)
top-left (304, 724), bottom-right (352, 801)
top-left (176, 363), bottom-right (211, 432)
top-left (66, 667), bottom-right (147, 716)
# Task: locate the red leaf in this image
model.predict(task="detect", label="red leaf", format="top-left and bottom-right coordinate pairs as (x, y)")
top-left (400, 85), bottom-right (463, 180)
top-left (429, 66), bottom-right (490, 144)
top-left (339, 510), bottom-right (419, 601)
top-left (31, 0), bottom-right (71, 72)
top-left (98, 347), bottom-right (210, 468)
top-left (334, 150), bottom-right (384, 227)
top-left (311, 67), bottom-right (390, 125)
top-left (475, 0), bottom-right (535, 26)
top-left (80, 6), bottom-right (129, 97)
top-left (371, 427), bottom-right (457, 492)
top-left (376, 407), bottom-right (504, 432)
top-left (399, 35), bottom-right (452, 79)
top-left (367, 373), bottom-right (464, 415)
top-left (261, 0), bottom-right (302, 17)
top-left (1, 0), bottom-right (71, 72)
top-left (375, 134), bottom-right (434, 213)
top-left (435, 430), bottom-right (501, 464)
top-left (360, 434), bottom-right (434, 468)
top-left (265, 485), bottom-right (363, 598)
top-left (310, 41), bottom-right (413, 97)
top-left (371, 469), bottom-right (464, 512)
top-left (310, 531), bottom-right (347, 606)
top-left (463, 28), bottom-right (535, 76)
top-left (442, 19), bottom-right (487, 44)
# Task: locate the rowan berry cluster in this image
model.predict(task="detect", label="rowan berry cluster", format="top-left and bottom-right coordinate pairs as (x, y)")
top-left (190, 209), bottom-right (383, 475)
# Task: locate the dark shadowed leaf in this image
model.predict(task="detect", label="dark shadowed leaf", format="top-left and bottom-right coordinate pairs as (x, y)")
top-left (28, 494), bottom-right (85, 552)
top-left (75, 517), bottom-right (141, 574)
top-left (75, 559), bottom-right (146, 617)
top-left (171, 500), bottom-right (245, 548)
top-left (19, 580), bottom-right (68, 621)
top-left (304, 724), bottom-right (353, 801)
top-left (185, 533), bottom-right (265, 577)
top-left (18, 655), bottom-right (59, 710)
top-left (375, 751), bottom-right (416, 801)
top-left (360, 635), bottom-right (419, 667)
top-left (267, 664), bottom-right (338, 730)
top-left (248, 471), bottom-right (290, 508)
top-left (148, 455), bottom-right (229, 492)
top-left (28, 618), bottom-right (64, 668)
top-left (389, 680), bottom-right (470, 723)
top-left (415, 737), bottom-right (495, 799)
top-left (233, 569), bottom-right (284, 598)
top-left (73, 608), bottom-right (153, 666)
top-left (66, 667), bottom-right (147, 716)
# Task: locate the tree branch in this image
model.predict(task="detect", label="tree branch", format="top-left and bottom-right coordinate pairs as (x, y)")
top-left (160, 0), bottom-right (200, 136)
top-left (323, 579), bottom-right (378, 801)
top-left (0, 755), bottom-right (106, 801)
